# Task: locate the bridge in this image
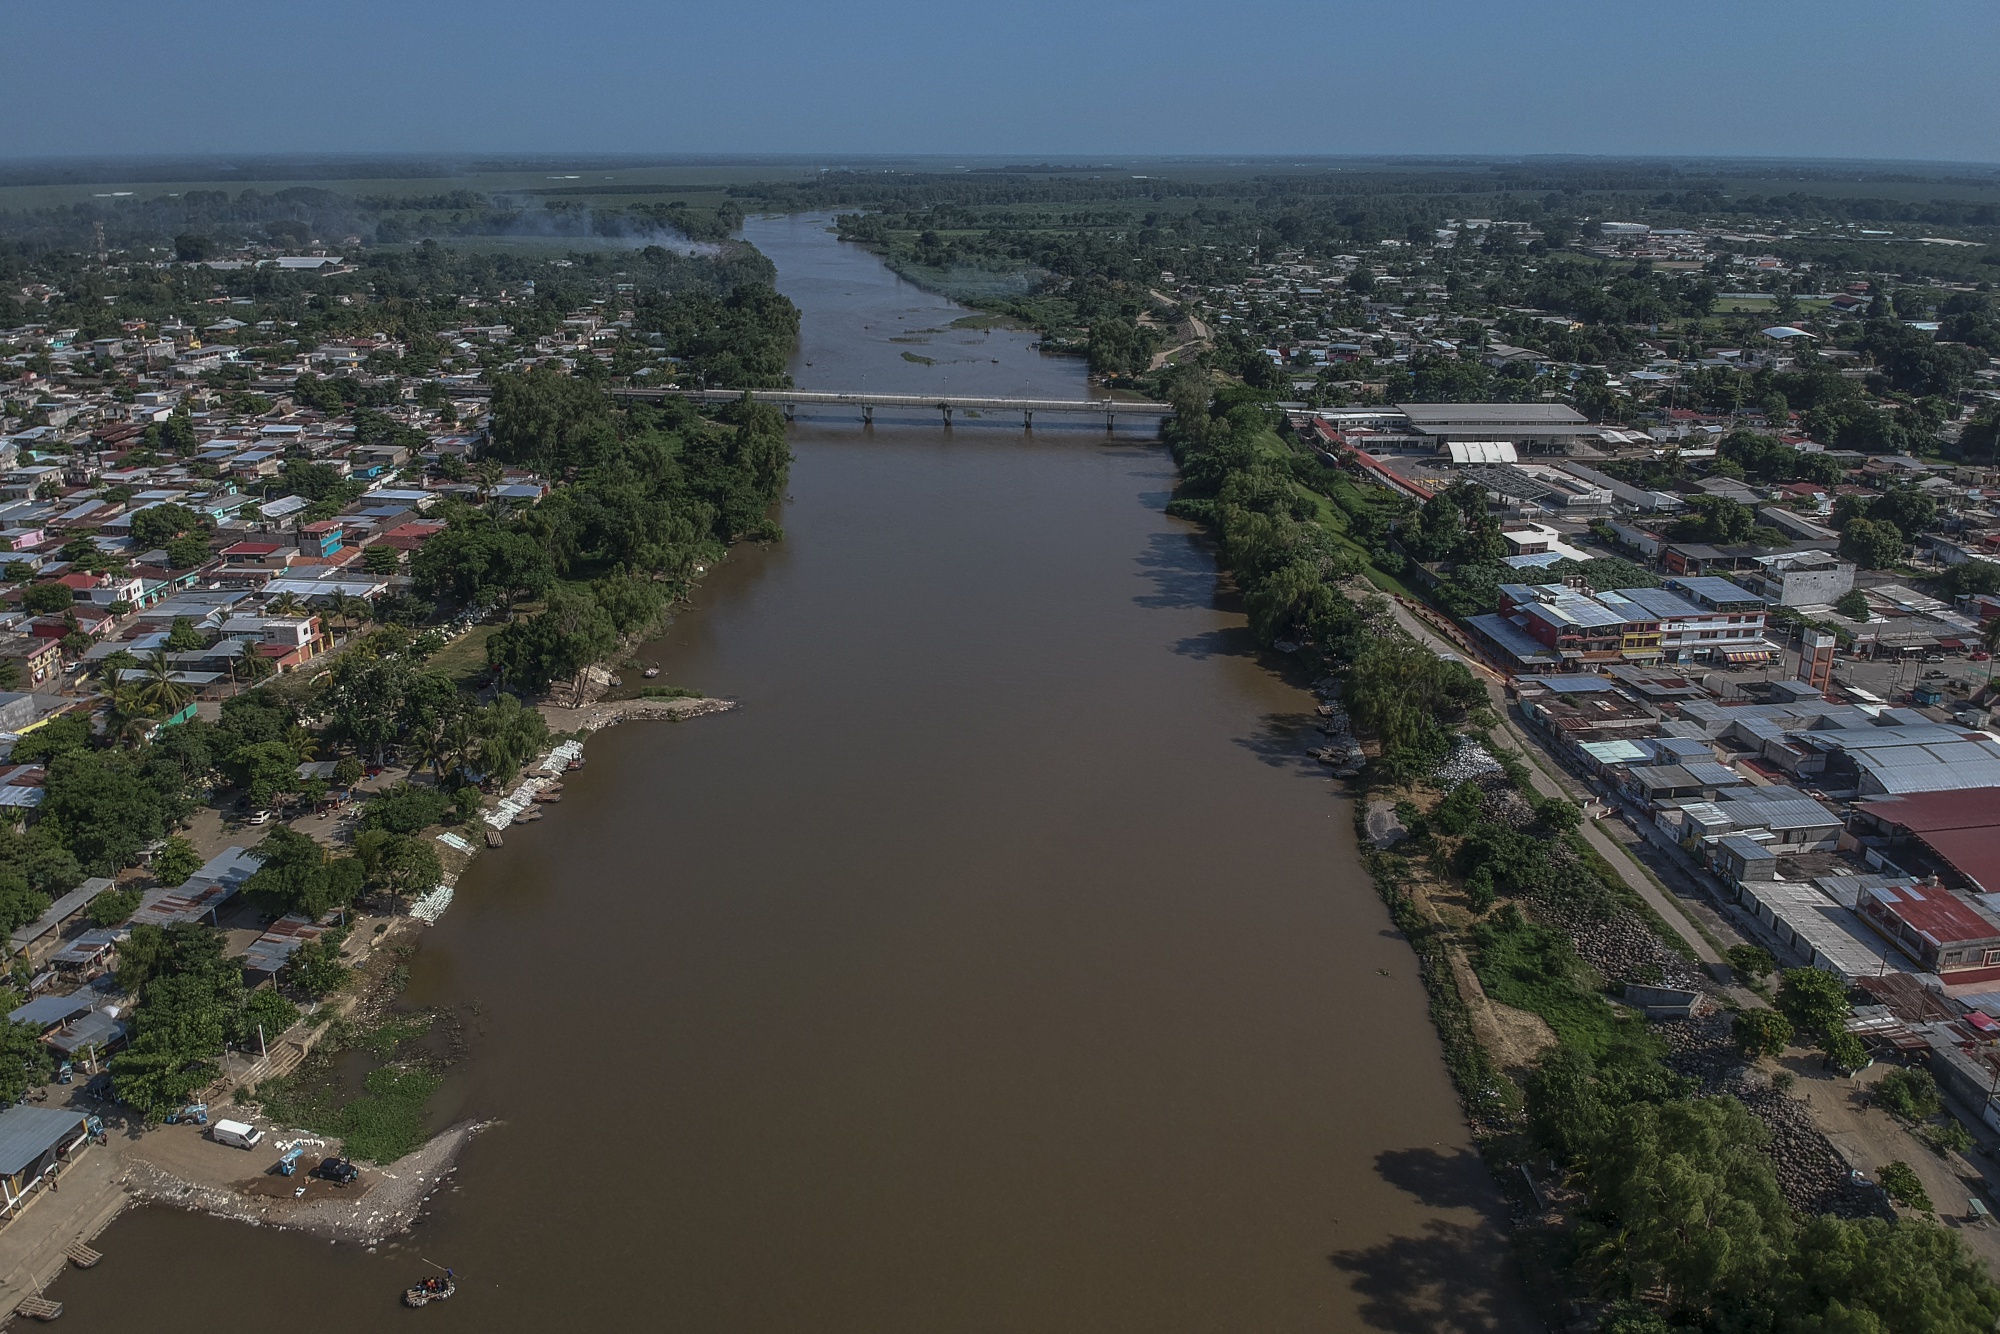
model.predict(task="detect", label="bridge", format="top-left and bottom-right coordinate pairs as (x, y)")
top-left (609, 386), bottom-right (1174, 430)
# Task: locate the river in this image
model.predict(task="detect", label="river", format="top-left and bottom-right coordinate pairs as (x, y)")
top-left (56, 214), bottom-right (1529, 1332)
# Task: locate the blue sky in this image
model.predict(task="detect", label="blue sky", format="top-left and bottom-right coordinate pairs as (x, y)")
top-left (5, 0), bottom-right (1997, 162)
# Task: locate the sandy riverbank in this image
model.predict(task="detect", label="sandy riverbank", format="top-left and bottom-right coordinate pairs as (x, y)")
top-left (538, 691), bottom-right (738, 734)
top-left (120, 1119), bottom-right (490, 1244)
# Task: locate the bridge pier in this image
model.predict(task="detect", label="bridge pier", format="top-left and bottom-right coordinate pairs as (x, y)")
top-left (1022, 410), bottom-right (1032, 430)
top-left (784, 403), bottom-right (795, 422)
top-left (1105, 407), bottom-right (1116, 433)
top-left (941, 405), bottom-right (953, 428)
top-left (862, 403), bottom-right (873, 425)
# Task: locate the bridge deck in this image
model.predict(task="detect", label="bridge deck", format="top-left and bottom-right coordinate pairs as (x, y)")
top-left (613, 388), bottom-right (1173, 416)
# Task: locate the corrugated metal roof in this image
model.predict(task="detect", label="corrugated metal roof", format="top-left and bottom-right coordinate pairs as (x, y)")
top-left (6, 994), bottom-right (89, 1030)
top-left (9, 877), bottom-right (111, 950)
top-left (240, 913), bottom-right (325, 975)
top-left (46, 1011), bottom-right (124, 1056)
top-left (1580, 739), bottom-right (1651, 765)
top-left (1535, 675), bottom-right (1619, 694)
top-left (0, 1107), bottom-right (87, 1177)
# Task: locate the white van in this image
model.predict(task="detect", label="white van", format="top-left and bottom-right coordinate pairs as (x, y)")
top-left (210, 1120), bottom-right (262, 1150)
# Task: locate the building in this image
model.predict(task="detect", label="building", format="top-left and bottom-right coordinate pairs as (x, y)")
top-left (1395, 402), bottom-right (1597, 454)
top-left (1735, 551), bottom-right (1857, 608)
top-left (1661, 576), bottom-right (1776, 663)
top-left (1489, 581), bottom-right (1665, 666)
top-left (1850, 788), bottom-right (2000, 895)
top-left (1585, 585), bottom-right (1766, 665)
top-left (0, 635), bottom-right (61, 689)
top-left (0, 1106), bottom-right (90, 1219)
top-left (1858, 879), bottom-right (2000, 985)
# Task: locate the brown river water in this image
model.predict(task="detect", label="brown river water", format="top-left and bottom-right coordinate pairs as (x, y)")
top-left (55, 214), bottom-right (1529, 1332)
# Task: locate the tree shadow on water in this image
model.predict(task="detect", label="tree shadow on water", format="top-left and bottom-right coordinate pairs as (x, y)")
top-left (1329, 1219), bottom-right (1534, 1334)
top-left (1231, 711), bottom-right (1325, 772)
top-left (1373, 1146), bottom-right (1502, 1212)
top-left (1171, 627), bottom-right (1259, 660)
top-left (1132, 532), bottom-right (1217, 610)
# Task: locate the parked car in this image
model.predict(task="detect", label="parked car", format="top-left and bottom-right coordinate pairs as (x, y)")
top-left (313, 1156), bottom-right (359, 1185)
top-left (246, 810), bottom-right (273, 826)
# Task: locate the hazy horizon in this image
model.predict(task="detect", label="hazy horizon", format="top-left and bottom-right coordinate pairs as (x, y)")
top-left (6, 0), bottom-right (1996, 163)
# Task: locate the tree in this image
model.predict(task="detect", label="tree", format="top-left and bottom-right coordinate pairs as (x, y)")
top-left (1877, 1160), bottom-right (1933, 1213)
top-left (487, 586), bottom-right (619, 692)
top-left (286, 937), bottom-right (350, 998)
top-left (355, 829), bottom-right (442, 898)
top-left (363, 543), bottom-right (401, 575)
top-left (0, 871), bottom-right (47, 935)
top-left (173, 234), bottom-right (216, 262)
top-left (1725, 944), bottom-right (1777, 982)
top-left (1782, 1214), bottom-right (2000, 1332)
top-left (88, 883), bottom-right (143, 927)
top-left (1585, 1096), bottom-right (1792, 1313)
top-left (129, 502), bottom-right (204, 551)
top-left (240, 987), bottom-right (298, 1045)
top-left (1778, 967), bottom-right (1852, 1044)
top-left (1841, 518), bottom-right (1905, 570)
top-left (21, 582), bottom-right (72, 614)
top-left (151, 835), bottom-right (201, 888)
top-left (0, 1021), bottom-right (55, 1103)
top-left (240, 827), bottom-right (364, 918)
top-left (231, 638), bottom-right (274, 686)
top-left (1835, 589), bottom-right (1871, 621)
top-left (134, 649), bottom-right (193, 719)
top-left (357, 783), bottom-right (454, 835)
top-left (1734, 1009), bottom-right (1795, 1059)
top-left (11, 715), bottom-right (91, 765)
top-left (333, 756), bottom-right (364, 790)
top-left (164, 533), bottom-right (212, 570)
top-left (40, 748), bottom-right (190, 875)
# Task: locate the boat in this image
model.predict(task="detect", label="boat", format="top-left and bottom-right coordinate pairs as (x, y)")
top-left (404, 1273), bottom-right (456, 1307)
top-left (642, 667), bottom-right (660, 678)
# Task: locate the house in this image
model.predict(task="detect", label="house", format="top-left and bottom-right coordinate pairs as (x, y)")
top-left (1734, 551), bottom-right (1856, 608)
top-left (1858, 880), bottom-right (2000, 985)
top-left (0, 635), bottom-right (60, 688)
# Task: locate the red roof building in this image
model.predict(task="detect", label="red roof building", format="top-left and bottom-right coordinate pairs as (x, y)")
top-left (1859, 879), bottom-right (2000, 983)
top-left (1852, 788), bottom-right (2000, 896)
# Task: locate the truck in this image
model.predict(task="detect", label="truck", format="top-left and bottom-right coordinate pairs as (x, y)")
top-left (210, 1120), bottom-right (263, 1150)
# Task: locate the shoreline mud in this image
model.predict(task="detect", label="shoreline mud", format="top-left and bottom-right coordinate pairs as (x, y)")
top-left (121, 1119), bottom-right (491, 1245)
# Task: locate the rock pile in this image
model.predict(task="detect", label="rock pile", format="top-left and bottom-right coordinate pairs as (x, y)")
top-left (1433, 735), bottom-right (1503, 787)
top-left (1653, 1014), bottom-right (1892, 1221)
top-left (1538, 898), bottom-right (1706, 992)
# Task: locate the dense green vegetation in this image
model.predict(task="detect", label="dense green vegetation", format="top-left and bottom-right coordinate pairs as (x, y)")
top-left (414, 373), bottom-right (792, 690)
top-left (255, 1013), bottom-right (442, 1163)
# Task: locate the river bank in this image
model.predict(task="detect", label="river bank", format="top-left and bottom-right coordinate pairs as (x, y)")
top-left (49, 204), bottom-right (1521, 1334)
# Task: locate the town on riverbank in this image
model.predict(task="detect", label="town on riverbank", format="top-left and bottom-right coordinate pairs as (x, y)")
top-left (0, 222), bottom-right (796, 1318)
top-left (1162, 362), bottom-right (2000, 1327)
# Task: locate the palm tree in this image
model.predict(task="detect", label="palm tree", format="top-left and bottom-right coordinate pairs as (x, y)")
top-left (285, 725), bottom-right (320, 764)
top-left (233, 638), bottom-right (275, 687)
top-left (1982, 617), bottom-right (2000, 691)
top-left (267, 592), bottom-right (308, 619)
top-left (474, 460), bottom-right (505, 504)
top-left (333, 594), bottom-right (373, 637)
top-left (133, 649), bottom-right (194, 720)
